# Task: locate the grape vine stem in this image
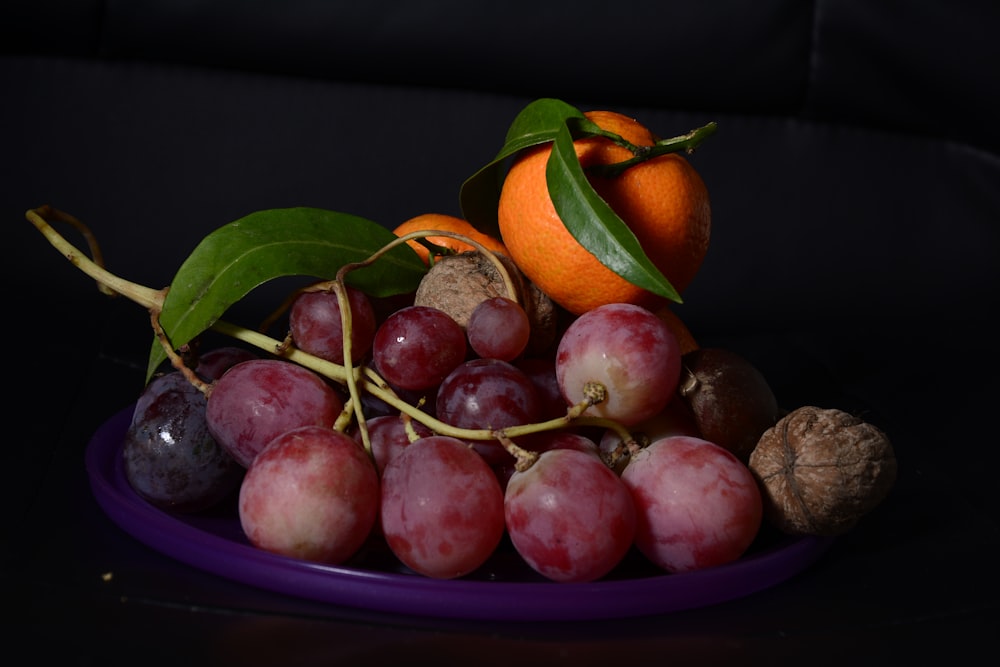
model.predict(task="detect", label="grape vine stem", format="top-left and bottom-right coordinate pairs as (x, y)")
top-left (26, 205), bottom-right (631, 468)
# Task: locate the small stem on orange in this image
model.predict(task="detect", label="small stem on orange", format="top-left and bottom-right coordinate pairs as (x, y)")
top-left (571, 121), bottom-right (718, 179)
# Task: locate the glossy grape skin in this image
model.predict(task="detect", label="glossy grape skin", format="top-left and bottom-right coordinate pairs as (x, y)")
top-left (621, 435), bottom-right (763, 573)
top-left (379, 435), bottom-right (505, 579)
top-left (123, 371), bottom-right (243, 513)
top-left (205, 359), bottom-right (343, 468)
top-left (372, 305), bottom-right (467, 391)
top-left (556, 302), bottom-right (682, 427)
top-left (238, 425), bottom-right (379, 564)
top-left (467, 296), bottom-right (530, 361)
top-left (289, 286), bottom-right (377, 365)
top-left (436, 358), bottom-right (541, 464)
top-left (504, 448), bottom-right (636, 582)
top-left (436, 358), bottom-right (541, 429)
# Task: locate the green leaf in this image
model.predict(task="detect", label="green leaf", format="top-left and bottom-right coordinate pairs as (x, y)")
top-left (147, 207), bottom-right (426, 379)
top-left (547, 124), bottom-right (681, 303)
top-left (501, 98), bottom-right (589, 153)
top-left (459, 98), bottom-right (586, 236)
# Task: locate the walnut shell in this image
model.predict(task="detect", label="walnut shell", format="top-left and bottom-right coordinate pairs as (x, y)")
top-left (748, 406), bottom-right (897, 536)
top-left (413, 251), bottom-right (557, 355)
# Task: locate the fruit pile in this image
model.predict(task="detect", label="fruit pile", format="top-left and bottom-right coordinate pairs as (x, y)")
top-left (26, 99), bottom-right (897, 584)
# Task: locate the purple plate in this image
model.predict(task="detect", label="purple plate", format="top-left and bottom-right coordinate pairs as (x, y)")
top-left (85, 404), bottom-right (834, 621)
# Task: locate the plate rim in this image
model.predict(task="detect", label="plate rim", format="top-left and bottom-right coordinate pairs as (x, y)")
top-left (85, 403), bottom-right (835, 621)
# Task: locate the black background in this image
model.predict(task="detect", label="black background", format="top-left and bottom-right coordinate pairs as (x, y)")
top-left (3, 2), bottom-right (998, 664)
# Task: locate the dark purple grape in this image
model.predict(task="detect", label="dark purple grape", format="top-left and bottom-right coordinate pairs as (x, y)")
top-left (437, 358), bottom-right (540, 429)
top-left (436, 358), bottom-right (540, 464)
top-left (372, 305), bottom-right (467, 391)
top-left (123, 372), bottom-right (243, 513)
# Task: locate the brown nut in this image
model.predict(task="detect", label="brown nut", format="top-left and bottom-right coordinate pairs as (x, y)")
top-left (413, 251), bottom-right (557, 355)
top-left (748, 405), bottom-right (897, 536)
top-left (677, 347), bottom-right (780, 463)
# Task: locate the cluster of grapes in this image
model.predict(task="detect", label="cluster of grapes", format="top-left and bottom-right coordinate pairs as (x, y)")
top-left (124, 273), bottom-right (767, 583)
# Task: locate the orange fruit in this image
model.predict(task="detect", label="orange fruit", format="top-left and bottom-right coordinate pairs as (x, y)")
top-left (497, 110), bottom-right (711, 315)
top-left (393, 213), bottom-right (508, 265)
top-left (654, 306), bottom-right (700, 356)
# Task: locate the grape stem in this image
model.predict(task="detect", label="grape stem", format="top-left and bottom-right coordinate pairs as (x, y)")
top-left (257, 228), bottom-right (523, 456)
top-left (26, 206), bottom-right (165, 309)
top-left (26, 205), bottom-right (632, 470)
top-left (329, 229), bottom-right (520, 455)
top-left (149, 309), bottom-right (213, 394)
top-left (214, 319), bottom-right (607, 453)
top-left (495, 434), bottom-right (538, 472)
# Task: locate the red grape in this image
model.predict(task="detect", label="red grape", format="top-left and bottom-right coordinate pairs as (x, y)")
top-left (379, 435), bottom-right (505, 579)
top-left (621, 435), bottom-right (763, 573)
top-left (515, 356), bottom-right (568, 421)
top-left (436, 358), bottom-right (540, 464)
top-left (555, 302), bottom-right (681, 426)
top-left (195, 346), bottom-right (259, 381)
top-left (467, 296), bottom-right (530, 361)
top-left (351, 413), bottom-right (433, 475)
top-left (238, 425), bottom-right (379, 564)
top-left (206, 359), bottom-right (343, 468)
top-left (505, 448), bottom-right (636, 582)
top-left (372, 305), bottom-right (467, 391)
top-left (289, 286), bottom-right (377, 365)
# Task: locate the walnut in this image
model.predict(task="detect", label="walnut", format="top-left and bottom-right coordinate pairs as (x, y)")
top-left (413, 251), bottom-right (557, 355)
top-left (748, 406), bottom-right (897, 536)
